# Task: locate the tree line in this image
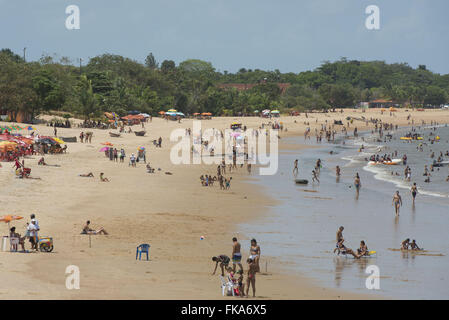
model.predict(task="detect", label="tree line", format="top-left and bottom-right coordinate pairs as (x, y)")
top-left (1, 49), bottom-right (448, 122)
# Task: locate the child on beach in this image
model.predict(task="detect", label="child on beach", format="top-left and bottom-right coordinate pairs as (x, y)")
top-left (246, 258), bottom-right (257, 297)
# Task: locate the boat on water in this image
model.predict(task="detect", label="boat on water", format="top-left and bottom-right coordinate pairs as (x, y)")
top-left (368, 159), bottom-right (402, 166)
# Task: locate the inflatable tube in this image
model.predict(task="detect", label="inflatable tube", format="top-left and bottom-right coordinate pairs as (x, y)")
top-left (295, 179), bottom-right (309, 185)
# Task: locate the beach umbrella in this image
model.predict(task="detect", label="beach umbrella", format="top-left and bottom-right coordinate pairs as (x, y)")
top-left (167, 109), bottom-right (177, 112)
top-left (176, 112), bottom-right (185, 117)
top-left (271, 110), bottom-right (280, 114)
top-left (231, 132), bottom-right (241, 138)
top-left (101, 142), bottom-right (113, 146)
top-left (0, 215), bottom-right (23, 229)
top-left (158, 111), bottom-right (165, 115)
top-left (138, 147), bottom-right (145, 150)
top-left (99, 147), bottom-right (109, 152)
top-left (165, 112), bottom-right (177, 116)
top-left (253, 110), bottom-right (259, 113)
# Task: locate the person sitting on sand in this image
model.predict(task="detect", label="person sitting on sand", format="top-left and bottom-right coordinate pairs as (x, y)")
top-left (146, 163), bottom-right (155, 173)
top-left (79, 172), bottom-right (94, 177)
top-left (38, 157), bottom-right (47, 165)
top-left (211, 255), bottom-right (230, 276)
top-left (410, 239), bottom-right (421, 251)
top-left (401, 238), bottom-right (410, 250)
top-left (100, 172), bottom-right (109, 182)
top-left (81, 220), bottom-right (108, 235)
top-left (9, 227), bottom-right (26, 251)
top-left (357, 240), bottom-right (369, 257)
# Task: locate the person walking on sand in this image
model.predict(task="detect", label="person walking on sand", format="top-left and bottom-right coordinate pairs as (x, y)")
top-left (392, 191), bottom-right (402, 216)
top-left (411, 183), bottom-right (418, 204)
top-left (231, 237), bottom-right (243, 273)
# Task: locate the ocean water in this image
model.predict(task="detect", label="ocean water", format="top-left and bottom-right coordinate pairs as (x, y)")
top-left (239, 125), bottom-right (449, 299)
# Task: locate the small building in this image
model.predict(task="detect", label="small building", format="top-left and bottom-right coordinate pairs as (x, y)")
top-left (368, 99), bottom-right (395, 109)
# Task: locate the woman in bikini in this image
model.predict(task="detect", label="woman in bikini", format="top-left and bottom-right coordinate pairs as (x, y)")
top-left (392, 191), bottom-right (402, 216)
top-left (249, 239), bottom-right (261, 272)
top-left (246, 258), bottom-right (257, 297)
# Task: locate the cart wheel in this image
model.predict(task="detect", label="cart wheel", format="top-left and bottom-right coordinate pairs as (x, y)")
top-left (39, 245), bottom-right (46, 252)
top-left (46, 245), bottom-right (54, 252)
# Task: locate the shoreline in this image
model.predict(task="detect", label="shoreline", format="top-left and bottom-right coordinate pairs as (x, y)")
top-left (1, 109), bottom-right (449, 299)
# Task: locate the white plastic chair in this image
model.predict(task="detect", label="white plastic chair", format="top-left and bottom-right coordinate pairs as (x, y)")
top-left (219, 275), bottom-right (235, 296)
top-left (10, 237), bottom-right (19, 252)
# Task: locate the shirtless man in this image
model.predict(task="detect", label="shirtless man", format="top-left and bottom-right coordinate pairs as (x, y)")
top-left (392, 191), bottom-right (402, 216)
top-left (411, 183), bottom-right (418, 204)
top-left (333, 226), bottom-right (344, 254)
top-left (231, 237), bottom-right (243, 273)
top-left (79, 172), bottom-right (94, 177)
top-left (212, 255), bottom-right (230, 276)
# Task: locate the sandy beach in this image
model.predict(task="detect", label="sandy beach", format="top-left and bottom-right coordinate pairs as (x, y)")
top-left (1, 108), bottom-right (449, 299)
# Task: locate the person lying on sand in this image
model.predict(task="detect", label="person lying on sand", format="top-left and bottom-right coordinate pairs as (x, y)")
top-left (79, 172), bottom-right (94, 177)
top-left (410, 239), bottom-right (421, 251)
top-left (100, 172), bottom-right (109, 182)
top-left (212, 255), bottom-right (230, 276)
top-left (81, 220), bottom-right (108, 235)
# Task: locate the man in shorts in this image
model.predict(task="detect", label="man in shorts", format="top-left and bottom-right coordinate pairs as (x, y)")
top-left (231, 237), bottom-right (243, 273)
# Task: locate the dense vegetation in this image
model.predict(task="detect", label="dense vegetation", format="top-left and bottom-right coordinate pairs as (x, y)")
top-left (1, 48), bottom-right (448, 122)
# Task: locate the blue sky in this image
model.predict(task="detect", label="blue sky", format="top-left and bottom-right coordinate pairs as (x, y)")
top-left (1, 0), bottom-right (448, 74)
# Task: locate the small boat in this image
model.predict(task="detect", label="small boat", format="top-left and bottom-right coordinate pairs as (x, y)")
top-left (368, 159), bottom-right (402, 166)
top-left (295, 179), bottom-right (309, 185)
top-left (433, 161), bottom-right (449, 167)
top-left (109, 132), bottom-right (121, 138)
top-left (134, 131), bottom-right (146, 136)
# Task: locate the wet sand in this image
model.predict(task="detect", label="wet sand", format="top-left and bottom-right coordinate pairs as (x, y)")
top-left (1, 108), bottom-right (448, 299)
